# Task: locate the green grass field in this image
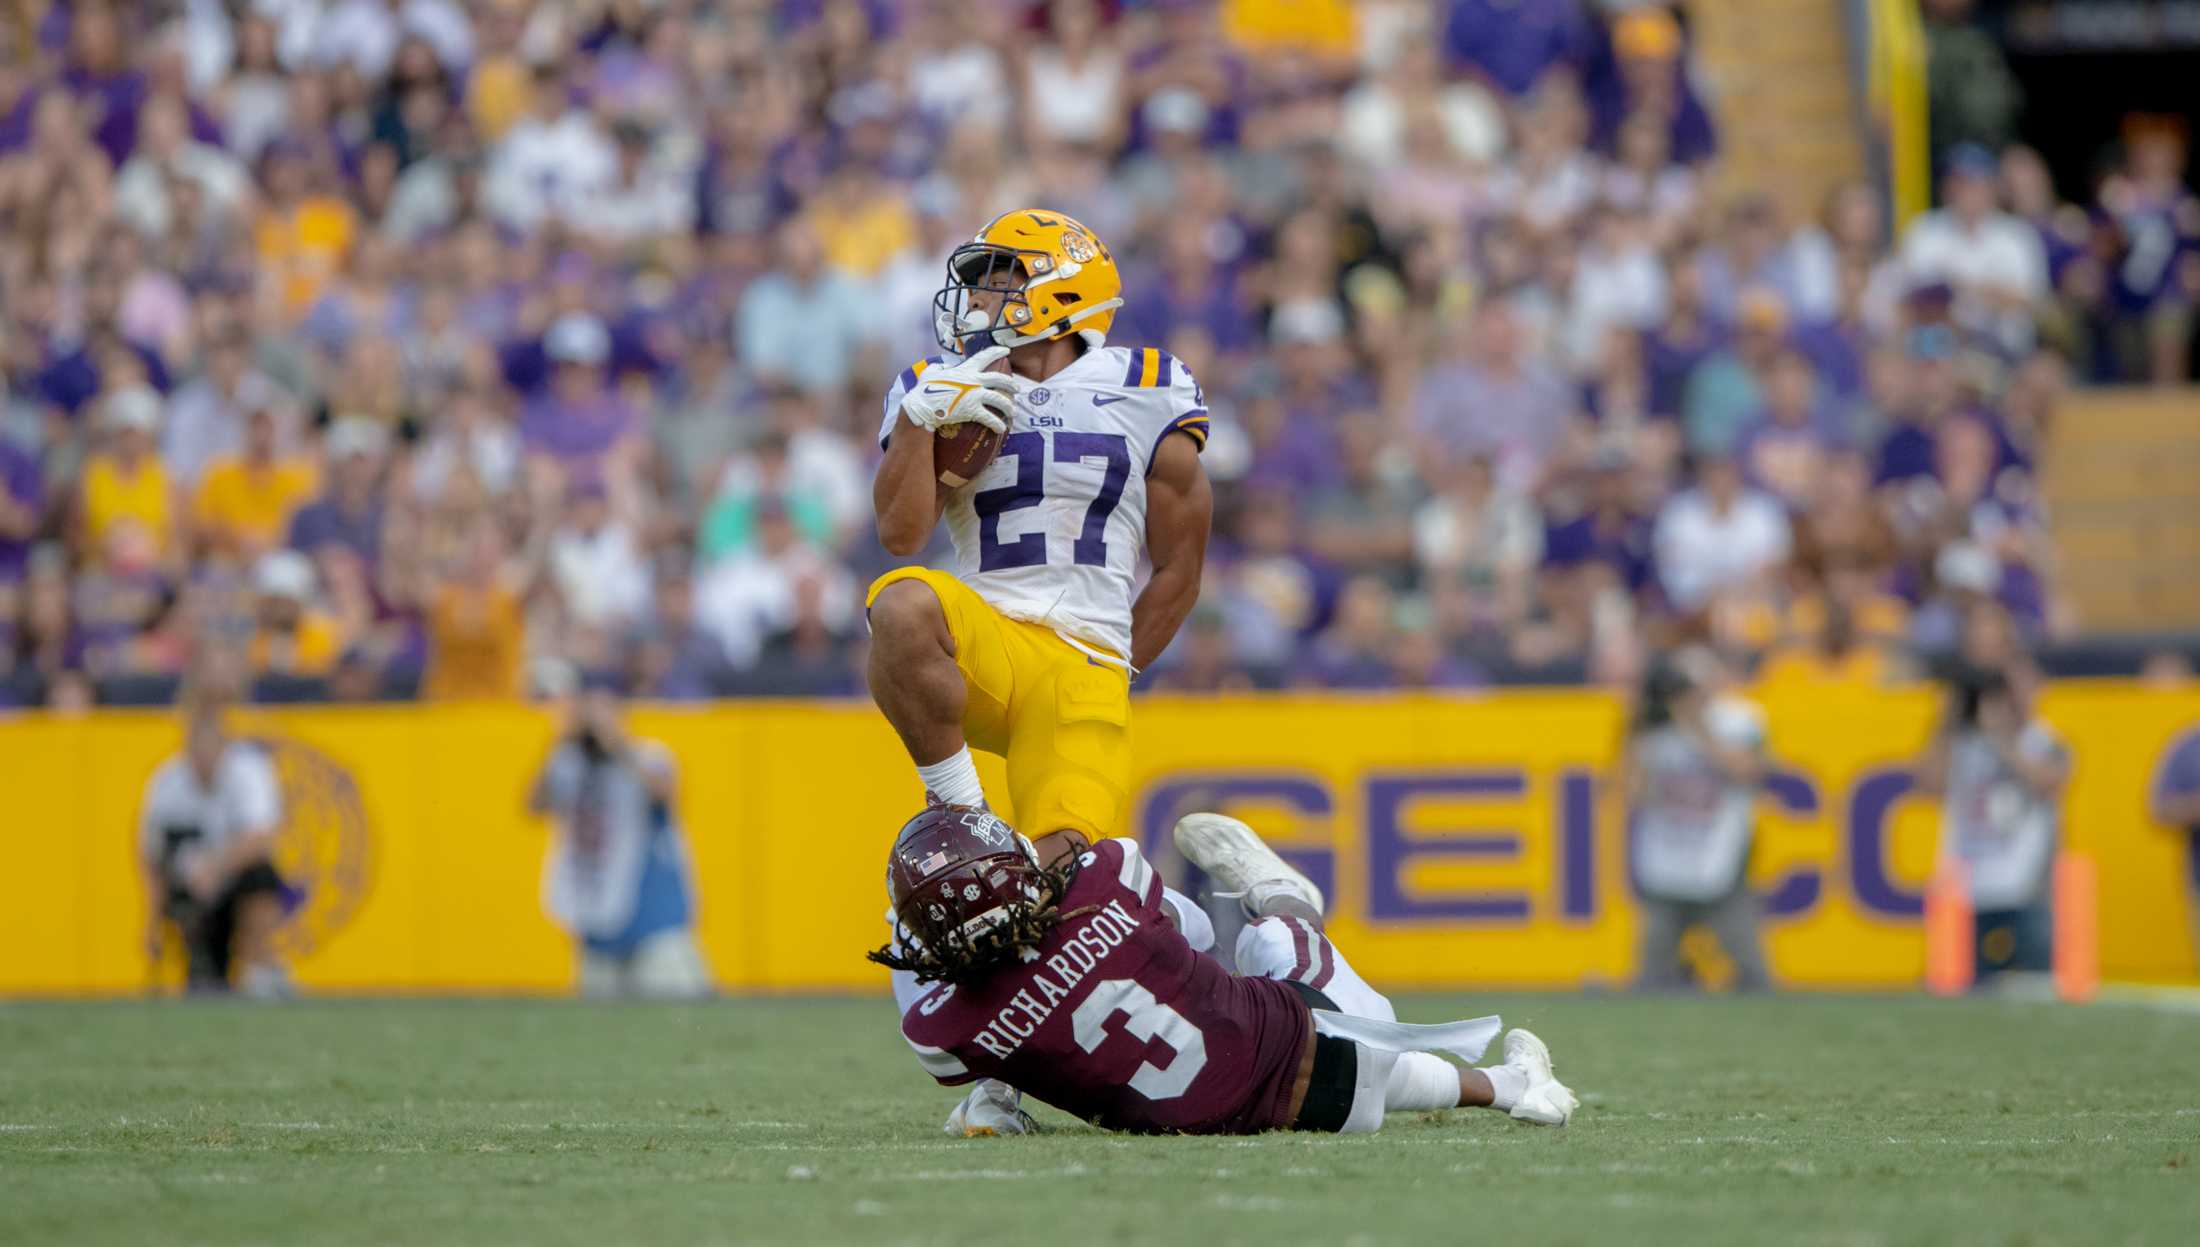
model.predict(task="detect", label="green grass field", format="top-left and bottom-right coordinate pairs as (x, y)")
top-left (2, 994), bottom-right (2195, 1246)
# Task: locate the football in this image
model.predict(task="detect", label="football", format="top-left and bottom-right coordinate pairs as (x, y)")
top-left (935, 351), bottom-right (1013, 488)
top-left (934, 420), bottom-right (1003, 488)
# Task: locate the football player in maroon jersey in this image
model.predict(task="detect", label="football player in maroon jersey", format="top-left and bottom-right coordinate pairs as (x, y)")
top-left (871, 807), bottom-right (1579, 1135)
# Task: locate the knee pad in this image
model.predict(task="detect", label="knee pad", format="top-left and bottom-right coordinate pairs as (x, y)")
top-left (1385, 1052), bottom-right (1461, 1113)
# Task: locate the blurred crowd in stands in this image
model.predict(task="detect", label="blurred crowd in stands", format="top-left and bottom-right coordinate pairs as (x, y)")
top-left (0, 0), bottom-right (2195, 709)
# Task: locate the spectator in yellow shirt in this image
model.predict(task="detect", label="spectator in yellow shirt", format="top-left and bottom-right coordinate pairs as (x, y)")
top-left (194, 406), bottom-right (319, 559)
top-left (247, 550), bottom-right (345, 678)
top-left (77, 387), bottom-right (180, 563)
top-left (1221, 0), bottom-right (1358, 62)
top-left (424, 520), bottom-right (528, 700)
top-left (253, 142), bottom-right (358, 316)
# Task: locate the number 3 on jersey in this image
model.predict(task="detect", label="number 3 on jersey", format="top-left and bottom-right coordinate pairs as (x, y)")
top-left (1070, 978), bottom-right (1208, 1101)
top-left (975, 431), bottom-right (1130, 572)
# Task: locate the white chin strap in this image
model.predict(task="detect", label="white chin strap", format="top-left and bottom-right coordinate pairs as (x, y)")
top-left (963, 299), bottom-right (1123, 353)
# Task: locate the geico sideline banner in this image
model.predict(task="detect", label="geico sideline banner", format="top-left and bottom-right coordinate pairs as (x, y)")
top-left (1, 685), bottom-right (2195, 995)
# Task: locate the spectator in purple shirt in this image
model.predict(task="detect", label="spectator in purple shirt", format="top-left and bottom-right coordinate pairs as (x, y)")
top-left (519, 312), bottom-right (641, 484)
top-left (1389, 608), bottom-right (1489, 692)
top-left (2097, 115), bottom-right (2200, 383)
top-left (1297, 574), bottom-right (1397, 690)
top-left (1413, 299), bottom-right (1578, 494)
top-left (1736, 348), bottom-right (1847, 510)
top-left (1122, 2), bottom-right (1249, 153)
top-left (1873, 325), bottom-right (2021, 488)
top-left (1118, 227), bottom-right (1258, 355)
top-left (1644, 249), bottom-right (1728, 419)
top-left (36, 262), bottom-right (174, 415)
top-left (1543, 446), bottom-right (1658, 598)
top-left (1583, 6), bottom-right (1718, 164)
top-left (1143, 606), bottom-right (1259, 695)
top-left (0, 7), bottom-right (213, 166)
top-left (628, 568), bottom-right (733, 701)
top-left (288, 417), bottom-right (389, 568)
top-left (0, 438), bottom-right (42, 586)
top-left (1442, 0), bottom-right (1593, 98)
top-left (1238, 390), bottom-right (1343, 495)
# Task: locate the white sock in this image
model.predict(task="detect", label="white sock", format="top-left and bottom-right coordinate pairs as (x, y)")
top-left (915, 746), bottom-right (986, 808)
top-left (1482, 1062), bottom-right (1528, 1112)
top-left (1385, 1052), bottom-right (1460, 1112)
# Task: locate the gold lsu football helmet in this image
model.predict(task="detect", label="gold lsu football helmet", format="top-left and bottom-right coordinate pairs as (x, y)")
top-left (933, 210), bottom-right (1124, 354)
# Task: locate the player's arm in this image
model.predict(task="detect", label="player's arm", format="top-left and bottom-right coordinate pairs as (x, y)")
top-left (1130, 432), bottom-right (1211, 672)
top-left (874, 414), bottom-right (951, 556)
top-left (875, 348), bottom-right (1015, 555)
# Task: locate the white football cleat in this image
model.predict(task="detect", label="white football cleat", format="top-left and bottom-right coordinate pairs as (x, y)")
top-left (943, 1079), bottom-right (1036, 1137)
top-left (1498, 1028), bottom-right (1579, 1126)
top-left (1172, 813), bottom-right (1326, 916)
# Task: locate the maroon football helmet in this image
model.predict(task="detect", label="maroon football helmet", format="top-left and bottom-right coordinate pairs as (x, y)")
top-left (884, 804), bottom-right (1045, 962)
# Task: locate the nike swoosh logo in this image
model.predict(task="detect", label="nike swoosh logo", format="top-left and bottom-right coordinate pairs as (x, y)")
top-left (1093, 394), bottom-right (1129, 407)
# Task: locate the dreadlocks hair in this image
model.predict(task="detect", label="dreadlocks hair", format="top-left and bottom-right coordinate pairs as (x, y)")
top-left (867, 855), bottom-right (1099, 987)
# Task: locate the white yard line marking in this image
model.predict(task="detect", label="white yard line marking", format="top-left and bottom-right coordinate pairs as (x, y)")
top-left (887, 1165), bottom-right (1092, 1183)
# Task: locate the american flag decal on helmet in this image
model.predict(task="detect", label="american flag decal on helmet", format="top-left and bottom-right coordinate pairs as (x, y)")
top-left (918, 850), bottom-right (950, 874)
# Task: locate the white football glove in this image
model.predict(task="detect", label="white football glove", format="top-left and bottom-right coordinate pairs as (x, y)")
top-left (900, 345), bottom-right (1015, 436)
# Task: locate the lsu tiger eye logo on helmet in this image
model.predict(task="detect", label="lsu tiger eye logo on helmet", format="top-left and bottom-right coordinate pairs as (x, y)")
top-left (253, 736), bottom-right (373, 960)
top-left (1061, 231), bottom-right (1096, 264)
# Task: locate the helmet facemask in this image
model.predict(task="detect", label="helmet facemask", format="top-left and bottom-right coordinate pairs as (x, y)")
top-left (933, 241), bottom-right (1043, 354)
top-left (932, 239), bottom-right (1124, 355)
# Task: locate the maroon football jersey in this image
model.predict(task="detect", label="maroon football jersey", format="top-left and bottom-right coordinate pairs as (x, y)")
top-left (899, 839), bottom-right (1313, 1134)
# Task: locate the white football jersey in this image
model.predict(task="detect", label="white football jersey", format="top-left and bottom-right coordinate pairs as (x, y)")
top-left (880, 345), bottom-right (1209, 662)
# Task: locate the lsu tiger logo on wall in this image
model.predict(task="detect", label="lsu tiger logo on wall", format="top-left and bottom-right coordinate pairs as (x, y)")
top-left (254, 736), bottom-right (372, 959)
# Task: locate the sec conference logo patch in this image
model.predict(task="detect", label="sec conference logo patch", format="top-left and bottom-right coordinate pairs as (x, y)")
top-left (1029, 387), bottom-right (1052, 406)
top-left (253, 736), bottom-right (373, 959)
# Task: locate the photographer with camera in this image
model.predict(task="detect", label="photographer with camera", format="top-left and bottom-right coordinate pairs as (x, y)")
top-left (1914, 606), bottom-right (2070, 985)
top-left (137, 688), bottom-right (290, 996)
top-left (1624, 647), bottom-right (1774, 991)
top-left (527, 678), bottom-right (710, 998)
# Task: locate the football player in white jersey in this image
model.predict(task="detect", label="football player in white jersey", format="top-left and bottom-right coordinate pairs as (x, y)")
top-left (867, 209), bottom-right (1212, 873)
top-left (866, 211), bottom-right (1214, 1136)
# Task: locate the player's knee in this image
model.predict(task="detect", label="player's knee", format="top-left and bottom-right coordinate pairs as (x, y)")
top-left (868, 579), bottom-right (947, 649)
